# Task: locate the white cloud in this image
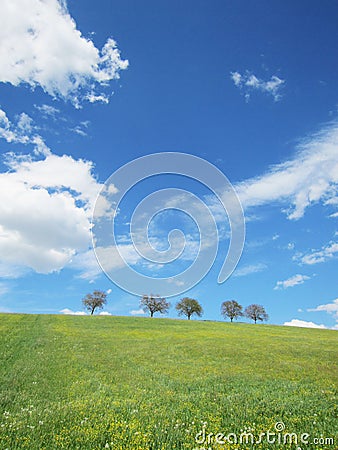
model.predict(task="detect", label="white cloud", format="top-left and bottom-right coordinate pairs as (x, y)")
top-left (231, 71), bottom-right (242, 86)
top-left (106, 289), bottom-right (112, 294)
top-left (0, 108), bottom-right (50, 156)
top-left (34, 104), bottom-right (60, 118)
top-left (99, 311), bottom-right (112, 316)
top-left (288, 299), bottom-right (338, 330)
top-left (85, 93), bottom-right (110, 104)
top-left (130, 309), bottom-right (145, 316)
top-left (69, 244), bottom-right (158, 280)
top-left (295, 241), bottom-right (338, 265)
top-left (325, 196), bottom-right (338, 205)
top-left (167, 278), bottom-right (186, 287)
top-left (1, 114), bottom-right (337, 281)
top-left (0, 0), bottom-right (128, 106)
top-left (0, 262), bottom-right (30, 279)
top-left (70, 124), bottom-right (89, 137)
top-left (60, 308), bottom-right (86, 315)
top-left (274, 274), bottom-right (310, 290)
top-left (283, 319), bottom-right (326, 329)
top-left (84, 191), bottom-right (224, 283)
top-left (236, 121), bottom-right (338, 220)
top-left (307, 298), bottom-right (338, 319)
top-left (69, 243), bottom-right (144, 281)
top-left (231, 71), bottom-right (285, 101)
top-left (69, 249), bottom-right (103, 281)
top-left (0, 146), bottom-right (110, 276)
top-left (233, 263), bottom-right (267, 277)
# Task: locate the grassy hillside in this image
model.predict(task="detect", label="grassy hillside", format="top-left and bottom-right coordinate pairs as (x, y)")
top-left (0, 314), bottom-right (336, 449)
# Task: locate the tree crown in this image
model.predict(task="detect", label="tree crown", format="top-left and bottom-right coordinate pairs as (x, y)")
top-left (244, 304), bottom-right (268, 323)
top-left (176, 297), bottom-right (203, 319)
top-left (82, 290), bottom-right (107, 315)
top-left (221, 300), bottom-right (243, 321)
top-left (140, 294), bottom-right (170, 317)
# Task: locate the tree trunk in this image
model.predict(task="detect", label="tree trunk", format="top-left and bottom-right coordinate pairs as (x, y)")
top-left (231, 317), bottom-right (233, 322)
top-left (91, 307), bottom-right (95, 315)
top-left (254, 318), bottom-right (257, 323)
top-left (150, 311), bottom-right (154, 318)
top-left (188, 314), bottom-right (191, 320)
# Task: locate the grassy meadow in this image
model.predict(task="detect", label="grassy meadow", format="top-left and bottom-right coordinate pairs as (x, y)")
top-left (0, 314), bottom-right (336, 449)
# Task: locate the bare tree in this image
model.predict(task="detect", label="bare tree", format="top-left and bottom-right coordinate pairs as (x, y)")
top-left (82, 290), bottom-right (107, 315)
top-left (221, 300), bottom-right (243, 322)
top-left (140, 294), bottom-right (170, 318)
top-left (176, 297), bottom-right (203, 320)
top-left (244, 304), bottom-right (268, 324)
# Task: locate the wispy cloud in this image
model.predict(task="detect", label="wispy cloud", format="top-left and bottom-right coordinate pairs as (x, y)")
top-left (236, 121), bottom-right (338, 220)
top-left (0, 0), bottom-right (128, 107)
top-left (130, 308), bottom-right (145, 316)
top-left (34, 104), bottom-right (60, 119)
top-left (307, 298), bottom-right (338, 320)
top-left (70, 125), bottom-right (88, 137)
top-left (295, 241), bottom-right (338, 265)
top-left (233, 263), bottom-right (267, 277)
top-left (230, 71), bottom-right (285, 101)
top-left (274, 274), bottom-right (310, 290)
top-left (0, 108), bottom-right (50, 155)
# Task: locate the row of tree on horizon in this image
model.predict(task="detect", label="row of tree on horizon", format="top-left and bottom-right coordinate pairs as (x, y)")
top-left (82, 291), bottom-right (269, 324)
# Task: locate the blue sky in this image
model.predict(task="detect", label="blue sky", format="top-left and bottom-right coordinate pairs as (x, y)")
top-left (0, 0), bottom-right (337, 329)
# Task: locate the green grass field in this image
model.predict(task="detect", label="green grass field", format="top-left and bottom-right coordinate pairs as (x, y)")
top-left (0, 314), bottom-right (336, 449)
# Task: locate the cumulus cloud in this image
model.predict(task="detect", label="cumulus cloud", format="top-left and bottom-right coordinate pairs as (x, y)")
top-left (0, 147), bottom-right (110, 276)
top-left (307, 298), bottom-right (338, 320)
top-left (230, 71), bottom-right (285, 101)
top-left (274, 274), bottom-right (310, 290)
top-left (286, 299), bottom-right (338, 330)
top-left (0, 0), bottom-right (128, 106)
top-left (295, 241), bottom-right (338, 265)
top-left (283, 319), bottom-right (326, 329)
top-left (236, 121), bottom-right (338, 220)
top-left (60, 308), bottom-right (86, 315)
top-left (233, 263), bottom-right (267, 277)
